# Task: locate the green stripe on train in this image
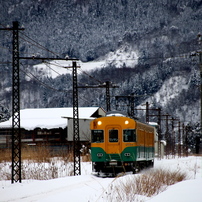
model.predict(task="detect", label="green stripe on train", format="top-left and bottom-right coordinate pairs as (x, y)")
top-left (91, 147), bottom-right (154, 162)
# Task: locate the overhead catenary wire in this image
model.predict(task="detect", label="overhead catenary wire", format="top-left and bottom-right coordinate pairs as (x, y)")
top-left (20, 63), bottom-right (71, 93)
top-left (20, 63), bottom-right (94, 106)
top-left (0, 23), bottom-right (61, 58)
top-left (0, 22), bottom-right (199, 93)
top-left (0, 23), bottom-right (197, 63)
top-left (43, 60), bottom-right (67, 77)
top-left (77, 68), bottom-right (103, 84)
top-left (19, 31), bottom-right (61, 58)
top-left (0, 46), bottom-right (100, 95)
top-left (0, 23), bottom-right (73, 84)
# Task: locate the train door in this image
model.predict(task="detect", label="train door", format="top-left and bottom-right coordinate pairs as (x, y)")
top-left (105, 126), bottom-right (121, 154)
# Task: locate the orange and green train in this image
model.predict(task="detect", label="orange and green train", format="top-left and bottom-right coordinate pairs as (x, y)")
top-left (90, 112), bottom-right (155, 174)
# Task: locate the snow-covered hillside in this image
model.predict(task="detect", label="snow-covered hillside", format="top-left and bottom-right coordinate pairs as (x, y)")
top-left (153, 76), bottom-right (189, 107)
top-left (0, 0), bottom-right (200, 129)
top-left (33, 44), bottom-right (139, 78)
top-left (1, 156), bottom-right (202, 202)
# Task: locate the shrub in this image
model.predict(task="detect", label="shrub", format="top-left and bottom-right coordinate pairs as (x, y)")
top-left (103, 168), bottom-right (187, 201)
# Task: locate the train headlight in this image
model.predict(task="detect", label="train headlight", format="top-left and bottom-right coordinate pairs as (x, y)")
top-left (97, 153), bottom-right (103, 157)
top-left (97, 121), bottom-right (102, 126)
top-left (125, 120), bottom-right (129, 125)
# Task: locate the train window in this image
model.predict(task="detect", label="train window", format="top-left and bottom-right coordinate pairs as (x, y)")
top-left (123, 129), bottom-right (136, 142)
top-left (91, 130), bottom-right (104, 143)
top-left (109, 129), bottom-right (118, 142)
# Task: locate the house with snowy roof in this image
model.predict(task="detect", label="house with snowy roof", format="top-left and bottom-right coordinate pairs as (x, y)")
top-left (0, 107), bottom-right (105, 148)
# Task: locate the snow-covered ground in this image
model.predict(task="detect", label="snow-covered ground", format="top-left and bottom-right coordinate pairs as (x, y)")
top-left (1, 156), bottom-right (202, 202)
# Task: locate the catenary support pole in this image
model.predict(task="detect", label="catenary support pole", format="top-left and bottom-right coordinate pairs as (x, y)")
top-left (0, 21), bottom-right (24, 183)
top-left (72, 61), bottom-right (81, 175)
top-left (11, 21), bottom-right (22, 183)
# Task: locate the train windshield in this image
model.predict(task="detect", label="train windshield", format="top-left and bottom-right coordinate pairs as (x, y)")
top-left (91, 130), bottom-right (104, 143)
top-left (123, 129), bottom-right (136, 142)
top-left (109, 129), bottom-right (118, 142)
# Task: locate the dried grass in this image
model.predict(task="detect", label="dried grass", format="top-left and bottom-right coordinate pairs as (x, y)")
top-left (0, 145), bottom-right (90, 180)
top-left (103, 168), bottom-right (187, 201)
top-left (0, 149), bottom-right (11, 162)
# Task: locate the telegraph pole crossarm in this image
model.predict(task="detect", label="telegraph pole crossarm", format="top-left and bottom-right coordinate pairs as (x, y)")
top-left (19, 56), bottom-right (79, 61)
top-left (115, 94), bottom-right (137, 118)
top-left (78, 81), bottom-right (119, 112)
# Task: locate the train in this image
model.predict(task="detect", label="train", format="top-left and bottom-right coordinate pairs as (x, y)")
top-left (90, 112), bottom-right (156, 175)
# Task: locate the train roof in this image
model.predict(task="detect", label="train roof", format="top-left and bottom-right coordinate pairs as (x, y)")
top-left (106, 111), bottom-right (128, 117)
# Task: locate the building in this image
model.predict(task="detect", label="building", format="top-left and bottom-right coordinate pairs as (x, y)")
top-left (0, 107), bottom-right (105, 148)
top-left (149, 122), bottom-right (166, 158)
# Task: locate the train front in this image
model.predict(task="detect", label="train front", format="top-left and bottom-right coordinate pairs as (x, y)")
top-left (90, 114), bottom-right (137, 175)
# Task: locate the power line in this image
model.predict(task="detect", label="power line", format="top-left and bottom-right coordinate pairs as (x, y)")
top-left (78, 68), bottom-right (103, 84)
top-left (0, 44), bottom-right (11, 52)
top-left (0, 61), bottom-right (11, 65)
top-left (20, 32), bottom-right (61, 57)
top-left (50, 60), bottom-right (73, 72)
top-left (0, 23), bottom-right (62, 58)
top-left (21, 63), bottom-right (94, 106)
top-left (20, 63), bottom-right (71, 93)
top-left (43, 61), bottom-right (66, 77)
top-left (42, 60), bottom-right (103, 85)
top-left (0, 29), bottom-right (103, 96)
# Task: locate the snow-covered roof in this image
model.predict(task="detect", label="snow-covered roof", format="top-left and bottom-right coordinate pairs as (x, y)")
top-left (0, 107), bottom-right (105, 130)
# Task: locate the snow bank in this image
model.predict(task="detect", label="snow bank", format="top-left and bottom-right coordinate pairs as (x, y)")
top-left (148, 178), bottom-right (202, 202)
top-left (0, 156), bottom-right (202, 202)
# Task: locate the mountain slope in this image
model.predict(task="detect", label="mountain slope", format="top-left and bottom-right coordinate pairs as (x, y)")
top-left (0, 0), bottom-right (201, 126)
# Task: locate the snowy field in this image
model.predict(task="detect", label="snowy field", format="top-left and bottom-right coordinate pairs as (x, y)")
top-left (1, 156), bottom-right (202, 202)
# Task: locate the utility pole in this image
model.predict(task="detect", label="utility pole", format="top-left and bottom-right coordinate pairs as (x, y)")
top-left (78, 81), bottom-right (118, 112)
top-left (185, 124), bottom-right (191, 156)
top-left (135, 104), bottom-right (163, 158)
top-left (0, 21), bottom-right (24, 183)
top-left (72, 61), bottom-right (80, 175)
top-left (178, 121), bottom-right (182, 157)
top-left (115, 95), bottom-right (129, 113)
top-left (155, 108), bottom-right (162, 159)
top-left (165, 114), bottom-right (170, 157)
top-left (105, 81), bottom-right (111, 111)
top-left (146, 102), bottom-right (149, 123)
top-left (1, 21), bottom-right (81, 179)
top-left (191, 33), bottom-right (202, 137)
top-left (11, 21), bottom-right (22, 183)
top-left (171, 117), bottom-right (179, 157)
top-left (171, 117), bottom-right (175, 157)
top-left (115, 94), bottom-right (136, 118)
top-left (198, 33), bottom-right (202, 138)
top-left (20, 59), bottom-right (80, 176)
